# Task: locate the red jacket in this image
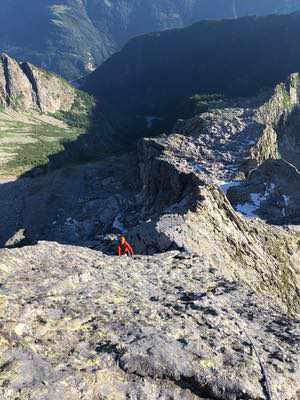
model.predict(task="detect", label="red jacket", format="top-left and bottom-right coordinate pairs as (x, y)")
top-left (118, 240), bottom-right (134, 256)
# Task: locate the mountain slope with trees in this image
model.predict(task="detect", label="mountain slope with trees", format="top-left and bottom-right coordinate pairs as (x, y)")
top-left (1, 0), bottom-right (300, 80)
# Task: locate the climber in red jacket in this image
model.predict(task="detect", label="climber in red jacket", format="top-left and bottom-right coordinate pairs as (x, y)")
top-left (117, 235), bottom-right (134, 256)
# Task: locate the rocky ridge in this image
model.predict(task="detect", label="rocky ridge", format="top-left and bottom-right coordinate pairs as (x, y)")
top-left (168, 73), bottom-right (300, 223)
top-left (130, 140), bottom-right (300, 316)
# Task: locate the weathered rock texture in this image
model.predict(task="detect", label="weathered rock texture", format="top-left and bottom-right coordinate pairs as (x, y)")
top-left (0, 242), bottom-right (299, 400)
top-left (172, 73), bottom-right (300, 224)
top-left (131, 135), bottom-right (300, 316)
top-left (0, 53), bottom-right (76, 113)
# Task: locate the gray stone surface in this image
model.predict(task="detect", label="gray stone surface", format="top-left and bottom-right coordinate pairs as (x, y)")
top-left (0, 242), bottom-right (299, 400)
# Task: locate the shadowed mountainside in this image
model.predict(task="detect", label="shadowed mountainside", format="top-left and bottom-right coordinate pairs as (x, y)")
top-left (83, 12), bottom-right (300, 120)
top-left (1, 0), bottom-right (300, 79)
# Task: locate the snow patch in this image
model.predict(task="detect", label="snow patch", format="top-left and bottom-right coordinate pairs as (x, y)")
top-left (112, 214), bottom-right (125, 233)
top-left (282, 194), bottom-right (290, 216)
top-left (236, 183), bottom-right (276, 218)
top-left (283, 194), bottom-right (290, 208)
top-left (85, 52), bottom-right (96, 72)
top-left (236, 202), bottom-right (258, 217)
top-left (195, 164), bottom-right (205, 173)
top-left (236, 193), bottom-right (264, 218)
top-left (219, 180), bottom-right (241, 194)
top-left (145, 116), bottom-right (162, 128)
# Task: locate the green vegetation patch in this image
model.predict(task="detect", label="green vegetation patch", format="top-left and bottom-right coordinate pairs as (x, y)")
top-left (50, 5), bottom-right (73, 27)
top-left (0, 89), bottom-right (96, 176)
top-left (180, 93), bottom-right (225, 119)
top-left (0, 115), bottom-right (82, 176)
top-left (51, 90), bottom-right (95, 129)
top-left (278, 83), bottom-right (293, 113)
top-left (290, 73), bottom-right (300, 89)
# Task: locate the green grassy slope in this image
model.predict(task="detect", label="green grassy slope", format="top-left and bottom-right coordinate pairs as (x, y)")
top-left (0, 110), bottom-right (84, 177)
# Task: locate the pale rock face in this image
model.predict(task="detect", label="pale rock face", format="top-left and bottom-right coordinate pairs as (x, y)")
top-left (0, 53), bottom-right (77, 113)
top-left (0, 53), bottom-right (36, 110)
top-left (23, 62), bottom-right (76, 113)
top-left (289, 73), bottom-right (300, 106)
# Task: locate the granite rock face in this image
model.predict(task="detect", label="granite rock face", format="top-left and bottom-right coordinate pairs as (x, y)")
top-left (0, 242), bottom-right (299, 400)
top-left (0, 53), bottom-right (76, 113)
top-left (131, 135), bottom-right (300, 316)
top-left (171, 73), bottom-right (300, 225)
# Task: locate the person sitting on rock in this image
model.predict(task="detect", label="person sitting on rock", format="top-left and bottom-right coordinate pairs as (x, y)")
top-left (117, 235), bottom-right (134, 256)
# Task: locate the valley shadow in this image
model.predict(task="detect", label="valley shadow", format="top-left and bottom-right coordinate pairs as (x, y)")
top-left (0, 115), bottom-right (188, 256)
top-left (1, 95), bottom-right (299, 253)
top-left (0, 116), bottom-right (141, 253)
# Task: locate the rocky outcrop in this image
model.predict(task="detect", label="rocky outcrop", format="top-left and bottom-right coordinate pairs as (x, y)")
top-left (0, 242), bottom-right (299, 400)
top-left (0, 53), bottom-right (35, 110)
top-left (0, 53), bottom-right (77, 113)
top-left (170, 73), bottom-right (300, 223)
top-left (131, 134), bottom-right (300, 316)
top-left (19, 61), bottom-right (76, 113)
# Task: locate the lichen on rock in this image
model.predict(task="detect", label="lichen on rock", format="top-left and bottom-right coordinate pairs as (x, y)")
top-left (0, 242), bottom-right (299, 399)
